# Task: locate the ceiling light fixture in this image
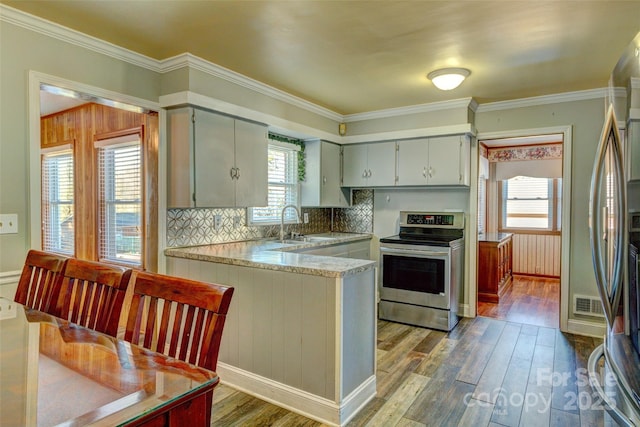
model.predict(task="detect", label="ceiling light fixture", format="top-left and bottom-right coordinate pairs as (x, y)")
top-left (427, 68), bottom-right (471, 91)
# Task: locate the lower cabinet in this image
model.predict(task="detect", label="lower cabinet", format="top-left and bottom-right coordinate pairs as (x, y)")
top-left (478, 233), bottom-right (513, 303)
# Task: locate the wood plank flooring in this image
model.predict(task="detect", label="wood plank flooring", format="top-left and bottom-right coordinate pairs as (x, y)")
top-left (477, 275), bottom-right (560, 328)
top-left (211, 315), bottom-right (608, 426)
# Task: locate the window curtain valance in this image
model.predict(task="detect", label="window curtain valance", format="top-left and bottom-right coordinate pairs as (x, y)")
top-left (489, 143), bottom-right (562, 180)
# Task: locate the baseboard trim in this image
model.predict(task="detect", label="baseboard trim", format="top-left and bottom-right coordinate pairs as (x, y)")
top-left (566, 318), bottom-right (606, 338)
top-left (216, 363), bottom-right (376, 426)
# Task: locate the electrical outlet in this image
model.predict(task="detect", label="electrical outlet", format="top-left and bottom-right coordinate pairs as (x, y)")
top-left (214, 214), bottom-right (221, 230)
top-left (0, 214), bottom-right (18, 234)
top-left (303, 212), bottom-right (309, 224)
top-left (234, 216), bottom-right (241, 228)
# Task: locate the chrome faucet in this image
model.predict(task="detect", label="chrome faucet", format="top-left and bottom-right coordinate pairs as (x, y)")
top-left (280, 204), bottom-right (301, 241)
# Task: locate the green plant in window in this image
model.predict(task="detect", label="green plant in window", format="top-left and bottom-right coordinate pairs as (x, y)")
top-left (268, 132), bottom-right (306, 181)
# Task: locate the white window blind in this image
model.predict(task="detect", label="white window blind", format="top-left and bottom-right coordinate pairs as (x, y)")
top-left (97, 137), bottom-right (142, 266)
top-left (249, 143), bottom-right (299, 224)
top-left (501, 176), bottom-right (561, 230)
top-left (478, 177), bottom-right (487, 234)
top-left (42, 149), bottom-right (74, 255)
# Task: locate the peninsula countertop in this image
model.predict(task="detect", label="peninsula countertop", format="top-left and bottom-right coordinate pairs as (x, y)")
top-left (164, 232), bottom-right (376, 278)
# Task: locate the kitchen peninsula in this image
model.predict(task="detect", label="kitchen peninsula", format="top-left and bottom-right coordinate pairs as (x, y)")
top-left (165, 233), bottom-right (376, 426)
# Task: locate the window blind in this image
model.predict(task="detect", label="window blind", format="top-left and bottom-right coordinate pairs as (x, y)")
top-left (42, 149), bottom-right (74, 255)
top-left (250, 143), bottom-right (299, 224)
top-left (97, 138), bottom-right (142, 266)
top-left (501, 176), bottom-right (557, 229)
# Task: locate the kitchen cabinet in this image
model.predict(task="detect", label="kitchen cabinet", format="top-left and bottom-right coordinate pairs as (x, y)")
top-left (628, 119), bottom-right (640, 182)
top-left (342, 141), bottom-right (396, 187)
top-left (300, 140), bottom-right (350, 207)
top-left (396, 135), bottom-right (470, 186)
top-left (167, 107), bottom-right (268, 208)
top-left (478, 233), bottom-right (513, 303)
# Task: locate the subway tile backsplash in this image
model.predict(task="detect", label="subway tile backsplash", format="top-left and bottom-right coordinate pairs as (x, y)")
top-left (166, 189), bottom-right (374, 247)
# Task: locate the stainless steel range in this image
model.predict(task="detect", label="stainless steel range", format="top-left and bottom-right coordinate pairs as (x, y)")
top-left (378, 211), bottom-right (464, 331)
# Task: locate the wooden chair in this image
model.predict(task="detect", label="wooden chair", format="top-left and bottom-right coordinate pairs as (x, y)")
top-left (15, 250), bottom-right (68, 313)
top-left (53, 258), bottom-right (132, 337)
top-left (124, 271), bottom-right (234, 371)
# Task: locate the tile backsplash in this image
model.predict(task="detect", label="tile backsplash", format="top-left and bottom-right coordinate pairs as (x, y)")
top-left (167, 189), bottom-right (374, 247)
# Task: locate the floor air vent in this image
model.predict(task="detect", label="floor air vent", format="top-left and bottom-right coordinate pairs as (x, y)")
top-left (573, 294), bottom-right (605, 317)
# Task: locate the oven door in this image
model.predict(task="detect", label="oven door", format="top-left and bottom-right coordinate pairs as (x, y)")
top-left (379, 244), bottom-right (451, 310)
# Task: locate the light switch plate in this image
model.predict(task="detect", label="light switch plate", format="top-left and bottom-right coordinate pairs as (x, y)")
top-left (303, 213), bottom-right (309, 224)
top-left (0, 214), bottom-right (18, 234)
top-left (214, 214), bottom-right (221, 230)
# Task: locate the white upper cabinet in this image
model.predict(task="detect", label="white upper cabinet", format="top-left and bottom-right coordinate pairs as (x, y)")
top-left (397, 135), bottom-right (470, 186)
top-left (167, 106), bottom-right (268, 208)
top-left (301, 140), bottom-right (350, 207)
top-left (342, 141), bottom-right (396, 187)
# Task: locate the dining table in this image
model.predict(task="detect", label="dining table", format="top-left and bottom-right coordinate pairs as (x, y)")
top-left (0, 297), bottom-right (219, 426)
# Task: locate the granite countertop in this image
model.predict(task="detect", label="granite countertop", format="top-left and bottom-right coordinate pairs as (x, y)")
top-left (165, 232), bottom-right (376, 278)
top-left (478, 232), bottom-right (513, 243)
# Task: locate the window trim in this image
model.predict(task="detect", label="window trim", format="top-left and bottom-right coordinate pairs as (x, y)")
top-left (95, 128), bottom-right (145, 268)
top-left (498, 176), bottom-right (561, 235)
top-left (41, 143), bottom-right (76, 256)
top-left (248, 141), bottom-right (300, 226)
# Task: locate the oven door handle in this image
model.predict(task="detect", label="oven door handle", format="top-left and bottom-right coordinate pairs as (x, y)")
top-left (380, 247), bottom-right (449, 257)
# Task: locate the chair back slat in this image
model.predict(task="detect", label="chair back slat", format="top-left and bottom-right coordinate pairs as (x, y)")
top-left (124, 271), bottom-right (234, 371)
top-left (54, 258), bottom-right (132, 337)
top-left (15, 250), bottom-right (67, 313)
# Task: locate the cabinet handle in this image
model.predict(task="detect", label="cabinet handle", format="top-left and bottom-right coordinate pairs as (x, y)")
top-left (368, 169), bottom-right (372, 177)
top-left (323, 176), bottom-right (327, 184)
top-left (362, 169), bottom-right (367, 178)
top-left (230, 168), bottom-right (235, 179)
top-left (236, 167), bottom-right (240, 179)
top-left (428, 167), bottom-right (433, 178)
top-left (423, 167), bottom-right (427, 178)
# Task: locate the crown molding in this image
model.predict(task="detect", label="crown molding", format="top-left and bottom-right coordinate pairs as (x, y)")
top-left (2, 4), bottom-right (628, 124)
top-left (343, 97), bottom-right (476, 123)
top-left (1, 4), bottom-right (342, 121)
top-left (160, 53), bottom-right (343, 122)
top-left (476, 88), bottom-right (624, 112)
top-left (0, 4), bottom-right (160, 71)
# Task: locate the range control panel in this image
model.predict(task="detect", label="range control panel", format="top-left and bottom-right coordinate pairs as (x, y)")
top-left (406, 214), bottom-right (454, 226)
top-left (399, 211), bottom-right (464, 229)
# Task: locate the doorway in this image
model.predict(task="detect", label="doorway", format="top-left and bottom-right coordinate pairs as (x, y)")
top-left (476, 133), bottom-right (564, 328)
top-left (30, 74), bottom-right (161, 271)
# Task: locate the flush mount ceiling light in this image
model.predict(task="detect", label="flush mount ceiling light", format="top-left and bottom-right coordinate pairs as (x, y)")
top-left (427, 68), bottom-right (471, 91)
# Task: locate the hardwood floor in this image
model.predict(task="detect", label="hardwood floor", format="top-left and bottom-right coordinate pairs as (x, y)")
top-left (477, 275), bottom-right (560, 328)
top-left (211, 316), bottom-right (609, 426)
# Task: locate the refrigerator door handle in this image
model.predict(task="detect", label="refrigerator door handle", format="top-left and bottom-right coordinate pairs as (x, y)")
top-left (588, 344), bottom-right (637, 427)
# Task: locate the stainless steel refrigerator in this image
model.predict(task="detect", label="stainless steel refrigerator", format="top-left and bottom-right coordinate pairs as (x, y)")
top-left (588, 102), bottom-right (640, 425)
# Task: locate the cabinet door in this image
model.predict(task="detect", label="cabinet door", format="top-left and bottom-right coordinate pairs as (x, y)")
top-left (428, 135), bottom-right (464, 185)
top-left (342, 144), bottom-right (368, 187)
top-left (193, 109), bottom-right (235, 207)
top-left (234, 119), bottom-right (268, 207)
top-left (397, 138), bottom-right (429, 185)
top-left (366, 142), bottom-right (396, 186)
top-left (321, 142), bottom-right (349, 206)
top-left (167, 107), bottom-right (195, 208)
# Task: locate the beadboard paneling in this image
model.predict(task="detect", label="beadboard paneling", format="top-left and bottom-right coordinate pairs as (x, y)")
top-left (511, 233), bottom-right (561, 277)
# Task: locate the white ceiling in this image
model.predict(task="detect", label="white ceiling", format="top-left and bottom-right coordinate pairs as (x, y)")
top-left (6, 1), bottom-right (640, 116)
